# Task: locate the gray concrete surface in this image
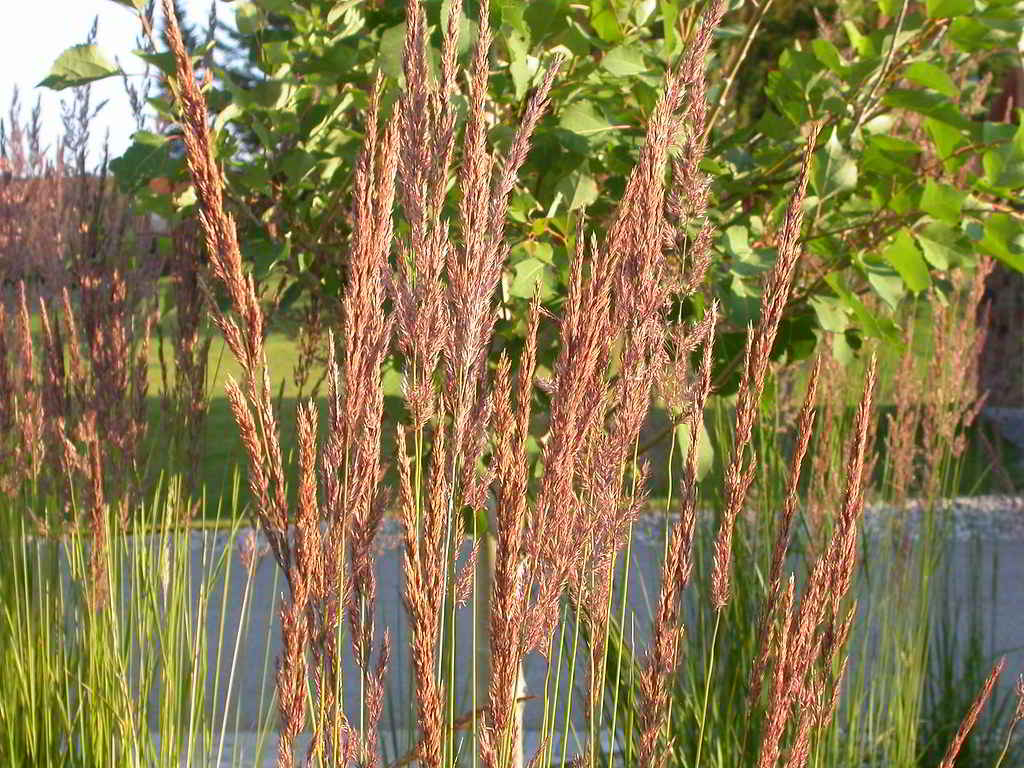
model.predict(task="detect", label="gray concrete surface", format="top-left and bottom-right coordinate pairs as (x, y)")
top-left (27, 504), bottom-right (1024, 766)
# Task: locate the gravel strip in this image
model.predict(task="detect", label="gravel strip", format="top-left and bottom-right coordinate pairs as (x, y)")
top-left (56, 495), bottom-right (1021, 559)
top-left (861, 494), bottom-right (1024, 542)
top-left (623, 495), bottom-right (1024, 548)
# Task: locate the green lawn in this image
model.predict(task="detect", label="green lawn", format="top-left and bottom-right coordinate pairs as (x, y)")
top-left (16, 283), bottom-right (1022, 523)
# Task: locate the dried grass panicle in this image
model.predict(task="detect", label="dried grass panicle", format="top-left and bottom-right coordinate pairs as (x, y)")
top-left (754, 355), bottom-right (876, 768)
top-left (162, 0), bottom-right (295, 572)
top-left (393, 1), bottom-right (453, 426)
top-left (13, 282), bottom-right (43, 481)
top-left (164, 218), bottom-right (211, 490)
top-left (276, 581), bottom-right (309, 768)
top-left (635, 306), bottom-right (717, 768)
top-left (938, 657), bottom-right (1005, 768)
top-left (750, 354), bottom-right (821, 706)
top-left (821, 355), bottom-right (876, 659)
top-left (335, 85), bottom-right (398, 728)
top-left (921, 256), bottom-right (994, 497)
top-left (524, 229), bottom-right (618, 656)
top-left (757, 576), bottom-right (796, 768)
top-left (444, 0), bottom-right (561, 459)
top-left (398, 419), bottom-right (450, 768)
top-left (0, 303), bottom-right (11, 439)
top-left (711, 123), bottom-right (821, 613)
top-left (885, 318), bottom-right (924, 508)
top-left (162, 2), bottom-right (394, 763)
top-left (484, 301), bottom-right (540, 763)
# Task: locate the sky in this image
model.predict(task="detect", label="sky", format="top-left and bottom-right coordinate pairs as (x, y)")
top-left (1, 0), bottom-right (222, 167)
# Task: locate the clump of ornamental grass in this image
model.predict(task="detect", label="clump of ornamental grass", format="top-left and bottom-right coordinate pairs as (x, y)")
top-left (0, 473), bottom-right (272, 767)
top-left (0, 82), bottom-right (168, 608)
top-left (160, 1), bottom-right (1012, 767)
top-left (155, 214), bottom-right (212, 502)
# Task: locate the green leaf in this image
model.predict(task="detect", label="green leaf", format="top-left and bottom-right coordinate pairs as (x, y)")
top-left (214, 103), bottom-right (243, 136)
top-left (558, 172), bottom-right (599, 211)
top-left (591, 8), bottom-right (623, 43)
top-left (254, 0), bottom-right (293, 12)
top-left (832, 330), bottom-right (859, 366)
top-left (915, 222), bottom-right (970, 270)
top-left (109, 134), bottom-right (179, 192)
top-left (882, 229), bottom-right (931, 293)
top-left (926, 118), bottom-right (966, 169)
top-left (236, 3), bottom-right (268, 35)
top-left (978, 213), bottom-right (1024, 271)
top-left (506, 32), bottom-right (531, 99)
top-left (243, 236), bottom-right (290, 281)
top-left (904, 61), bottom-right (958, 98)
top-left (601, 45), bottom-right (647, 77)
top-left (981, 123), bottom-right (1024, 190)
top-left (279, 280), bottom-right (303, 312)
top-left (824, 273), bottom-right (901, 342)
top-left (38, 45), bottom-right (120, 90)
top-left (133, 50), bottom-right (179, 77)
top-left (866, 260), bottom-right (907, 308)
top-left (809, 295), bottom-right (850, 333)
top-left (495, 0), bottom-right (529, 34)
top-left (772, 312), bottom-right (818, 363)
top-left (813, 131), bottom-right (858, 198)
top-left (920, 179), bottom-right (965, 223)
top-left (723, 275), bottom-right (762, 326)
top-left (724, 225), bottom-right (750, 256)
top-left (925, 0), bottom-right (972, 18)
top-left (883, 89), bottom-right (971, 129)
top-left (843, 20), bottom-right (877, 57)
top-left (863, 133), bottom-right (922, 177)
top-left (517, 240), bottom-right (554, 264)
top-left (674, 419), bottom-right (714, 482)
top-left (633, 0), bottom-right (657, 25)
top-left (509, 258), bottom-right (556, 299)
top-left (559, 103), bottom-right (615, 137)
top-left (280, 150), bottom-right (317, 184)
top-left (659, 0), bottom-right (680, 57)
top-left (811, 39), bottom-right (844, 73)
top-left (949, 17), bottom-right (1007, 52)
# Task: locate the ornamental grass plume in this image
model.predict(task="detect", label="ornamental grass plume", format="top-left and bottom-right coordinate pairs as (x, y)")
top-left (634, 306), bottom-right (717, 768)
top-left (159, 0), bottom-right (916, 766)
top-left (162, 0), bottom-right (564, 762)
top-left (711, 121), bottom-right (822, 614)
top-left (755, 354), bottom-right (877, 768)
top-left (937, 657), bottom-right (1005, 768)
top-left (749, 354), bottom-right (822, 708)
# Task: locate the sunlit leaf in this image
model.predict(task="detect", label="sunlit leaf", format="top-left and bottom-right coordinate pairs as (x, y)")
top-left (38, 45), bottom-right (120, 91)
top-left (920, 179), bottom-right (965, 223)
top-left (882, 229), bottom-right (931, 293)
top-left (926, 0), bottom-right (972, 18)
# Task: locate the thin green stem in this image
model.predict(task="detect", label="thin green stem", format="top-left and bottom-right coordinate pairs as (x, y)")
top-left (694, 609), bottom-right (723, 768)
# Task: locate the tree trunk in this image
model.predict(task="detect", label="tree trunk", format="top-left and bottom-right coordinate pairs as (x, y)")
top-left (979, 66), bottom-right (1024, 407)
top-left (979, 264), bottom-right (1024, 406)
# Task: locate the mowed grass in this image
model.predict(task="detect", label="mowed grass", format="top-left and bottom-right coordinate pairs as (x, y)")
top-left (18, 279), bottom-right (1017, 522)
top-left (134, 291), bottom-right (1021, 521)
top-left (140, 298), bottom-right (319, 521)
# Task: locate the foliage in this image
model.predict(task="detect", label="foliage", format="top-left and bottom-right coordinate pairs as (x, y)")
top-left (51, 0), bottom-right (1024, 402)
top-left (11, 2), bottom-right (1023, 767)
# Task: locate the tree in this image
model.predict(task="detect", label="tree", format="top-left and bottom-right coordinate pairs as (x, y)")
top-left (980, 63), bottom-right (1024, 407)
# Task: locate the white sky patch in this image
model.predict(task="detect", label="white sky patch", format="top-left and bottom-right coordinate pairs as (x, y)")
top-left (1, 0), bottom-right (224, 167)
